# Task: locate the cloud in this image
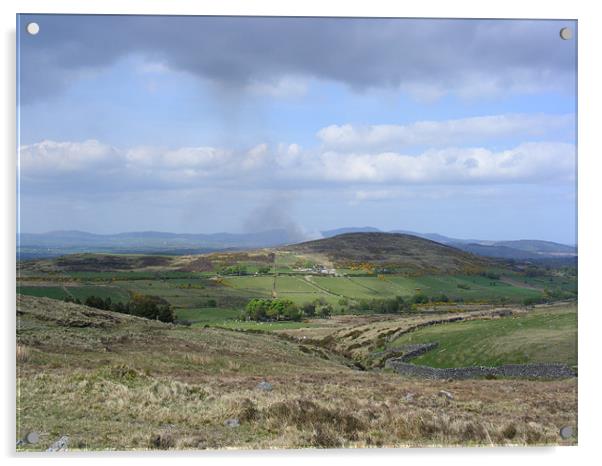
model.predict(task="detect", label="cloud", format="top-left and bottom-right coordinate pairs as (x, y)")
top-left (19, 139), bottom-right (120, 173)
top-left (310, 142), bottom-right (575, 184)
top-left (19, 16), bottom-right (575, 103)
top-left (125, 146), bottom-right (232, 170)
top-left (317, 114), bottom-right (575, 151)
top-left (19, 136), bottom-right (575, 195)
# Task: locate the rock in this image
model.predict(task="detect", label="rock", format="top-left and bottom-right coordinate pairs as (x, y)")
top-left (438, 390), bottom-right (454, 400)
top-left (404, 393), bottom-right (415, 402)
top-left (47, 435), bottom-right (69, 452)
top-left (256, 381), bottom-right (273, 392)
top-left (224, 418), bottom-right (240, 428)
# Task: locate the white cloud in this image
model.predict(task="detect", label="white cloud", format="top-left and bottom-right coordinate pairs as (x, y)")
top-left (310, 142), bottom-right (574, 184)
top-left (19, 139), bottom-right (120, 173)
top-left (19, 137), bottom-right (575, 193)
top-left (243, 143), bottom-right (269, 169)
top-left (317, 114), bottom-right (574, 151)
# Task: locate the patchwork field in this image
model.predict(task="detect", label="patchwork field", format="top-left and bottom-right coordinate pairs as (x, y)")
top-left (18, 237), bottom-right (575, 330)
top-left (15, 235), bottom-right (578, 450)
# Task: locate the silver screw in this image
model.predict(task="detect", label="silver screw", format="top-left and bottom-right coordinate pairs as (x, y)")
top-left (26, 22), bottom-right (40, 35)
top-left (559, 27), bottom-right (572, 40)
top-left (560, 426), bottom-right (574, 439)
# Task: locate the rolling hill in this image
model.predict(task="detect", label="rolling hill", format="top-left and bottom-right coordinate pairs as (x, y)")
top-left (18, 228), bottom-right (577, 261)
top-left (16, 294), bottom-right (577, 449)
top-left (282, 232), bottom-right (490, 273)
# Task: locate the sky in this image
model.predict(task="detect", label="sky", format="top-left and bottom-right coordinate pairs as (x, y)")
top-left (17, 15), bottom-right (577, 244)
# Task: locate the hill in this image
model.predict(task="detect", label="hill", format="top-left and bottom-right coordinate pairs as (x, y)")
top-left (18, 228), bottom-right (577, 261)
top-left (282, 232), bottom-right (489, 273)
top-left (492, 240), bottom-right (576, 255)
top-left (321, 226), bottom-right (381, 237)
top-left (16, 295), bottom-right (576, 449)
top-left (18, 229), bottom-right (299, 259)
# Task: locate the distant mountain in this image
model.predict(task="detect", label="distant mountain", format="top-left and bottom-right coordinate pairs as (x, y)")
top-left (321, 226), bottom-right (381, 237)
top-left (389, 230), bottom-right (478, 245)
top-left (17, 229), bottom-right (300, 259)
top-left (389, 230), bottom-right (576, 259)
top-left (455, 243), bottom-right (540, 260)
top-left (18, 227), bottom-right (577, 261)
top-left (283, 232), bottom-right (489, 274)
top-left (492, 240), bottom-right (576, 255)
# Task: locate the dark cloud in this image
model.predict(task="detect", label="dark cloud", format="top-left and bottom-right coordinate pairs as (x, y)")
top-left (18, 15), bottom-right (576, 103)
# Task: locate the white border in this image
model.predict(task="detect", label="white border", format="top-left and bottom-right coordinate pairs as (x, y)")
top-left (2, 1), bottom-right (600, 465)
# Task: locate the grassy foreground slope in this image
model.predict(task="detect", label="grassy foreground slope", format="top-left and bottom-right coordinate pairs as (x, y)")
top-left (17, 295), bottom-right (576, 450)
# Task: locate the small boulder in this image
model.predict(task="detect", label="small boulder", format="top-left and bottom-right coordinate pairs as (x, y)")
top-left (404, 393), bottom-right (415, 402)
top-left (256, 381), bottom-right (273, 392)
top-left (224, 418), bottom-right (240, 428)
top-left (438, 390), bottom-right (454, 400)
top-left (46, 435), bottom-right (69, 452)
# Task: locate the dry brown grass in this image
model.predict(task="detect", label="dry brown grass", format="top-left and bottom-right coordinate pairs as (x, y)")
top-left (16, 295), bottom-right (577, 451)
top-left (16, 344), bottom-right (30, 364)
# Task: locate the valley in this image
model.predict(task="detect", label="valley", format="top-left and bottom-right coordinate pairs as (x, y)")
top-left (16, 232), bottom-right (578, 450)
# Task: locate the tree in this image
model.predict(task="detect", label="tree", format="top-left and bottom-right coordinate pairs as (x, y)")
top-left (411, 293), bottom-right (429, 304)
top-left (85, 295), bottom-right (108, 310)
top-left (128, 294), bottom-right (174, 322)
top-left (302, 302), bottom-right (316, 317)
top-left (282, 301), bottom-right (302, 321)
top-left (432, 294), bottom-right (449, 303)
top-left (318, 304), bottom-right (333, 319)
top-left (245, 298), bottom-right (301, 321)
top-left (246, 298), bottom-right (269, 321)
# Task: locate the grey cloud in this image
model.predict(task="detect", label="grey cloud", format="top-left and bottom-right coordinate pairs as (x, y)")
top-left (19, 15), bottom-right (576, 103)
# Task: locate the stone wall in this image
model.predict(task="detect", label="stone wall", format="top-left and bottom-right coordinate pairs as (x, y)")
top-left (385, 359), bottom-right (576, 380)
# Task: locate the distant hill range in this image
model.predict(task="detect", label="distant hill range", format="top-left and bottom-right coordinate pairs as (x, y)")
top-left (18, 227), bottom-right (576, 261)
top-left (321, 227), bottom-right (576, 260)
top-left (17, 229), bottom-right (293, 259)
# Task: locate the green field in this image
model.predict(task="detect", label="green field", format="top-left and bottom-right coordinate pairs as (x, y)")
top-left (388, 305), bottom-right (577, 368)
top-left (223, 276), bottom-right (274, 295)
top-left (17, 285), bottom-right (130, 303)
top-left (17, 286), bottom-right (69, 300)
top-left (17, 270), bottom-right (551, 321)
top-left (408, 275), bottom-right (543, 301)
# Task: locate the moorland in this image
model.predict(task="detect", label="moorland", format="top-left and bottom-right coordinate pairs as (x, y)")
top-left (16, 232), bottom-right (578, 450)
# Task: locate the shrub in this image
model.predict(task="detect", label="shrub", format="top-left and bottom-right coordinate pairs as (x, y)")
top-left (411, 293), bottom-right (429, 304)
top-left (301, 302), bottom-right (316, 317)
top-left (244, 298), bottom-right (302, 321)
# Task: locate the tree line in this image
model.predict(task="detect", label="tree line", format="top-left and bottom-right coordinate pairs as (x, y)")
top-left (64, 293), bottom-right (175, 322)
top-left (244, 298), bottom-right (333, 322)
